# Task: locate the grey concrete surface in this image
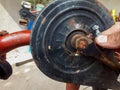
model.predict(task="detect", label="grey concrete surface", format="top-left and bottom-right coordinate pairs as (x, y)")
top-left (100, 0), bottom-right (120, 14)
top-left (0, 62), bottom-right (66, 90)
top-left (0, 0), bottom-right (23, 23)
top-left (0, 61), bottom-right (92, 90)
top-left (0, 3), bottom-right (21, 32)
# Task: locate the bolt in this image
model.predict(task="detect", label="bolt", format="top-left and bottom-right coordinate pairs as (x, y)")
top-left (92, 25), bottom-right (101, 36)
top-left (76, 38), bottom-right (88, 50)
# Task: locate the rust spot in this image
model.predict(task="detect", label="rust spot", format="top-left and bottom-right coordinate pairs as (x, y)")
top-left (0, 30), bottom-right (9, 36)
top-left (76, 38), bottom-right (88, 49)
top-left (69, 19), bottom-right (75, 26)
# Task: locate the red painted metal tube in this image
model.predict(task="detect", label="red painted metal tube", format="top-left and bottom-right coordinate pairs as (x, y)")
top-left (66, 83), bottom-right (80, 90)
top-left (0, 30), bottom-right (31, 54)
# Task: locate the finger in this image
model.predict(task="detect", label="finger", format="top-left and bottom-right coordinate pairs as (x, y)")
top-left (95, 32), bottom-right (120, 49)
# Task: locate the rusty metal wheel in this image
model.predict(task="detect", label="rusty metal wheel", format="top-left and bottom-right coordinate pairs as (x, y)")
top-left (31, 0), bottom-right (120, 89)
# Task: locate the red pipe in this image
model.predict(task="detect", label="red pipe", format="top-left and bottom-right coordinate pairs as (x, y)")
top-left (0, 30), bottom-right (31, 55)
top-left (66, 83), bottom-right (80, 90)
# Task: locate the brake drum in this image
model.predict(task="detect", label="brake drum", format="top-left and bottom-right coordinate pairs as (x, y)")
top-left (30, 0), bottom-right (120, 89)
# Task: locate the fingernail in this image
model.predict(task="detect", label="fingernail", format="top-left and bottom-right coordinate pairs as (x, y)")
top-left (96, 35), bottom-right (107, 43)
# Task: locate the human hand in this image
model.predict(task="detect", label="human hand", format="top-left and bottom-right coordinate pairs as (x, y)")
top-left (95, 22), bottom-right (120, 61)
top-left (95, 22), bottom-right (120, 49)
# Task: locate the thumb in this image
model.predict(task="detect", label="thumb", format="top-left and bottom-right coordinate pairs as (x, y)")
top-left (95, 23), bottom-right (120, 49)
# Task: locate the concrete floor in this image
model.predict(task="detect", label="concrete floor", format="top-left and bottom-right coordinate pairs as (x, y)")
top-left (0, 3), bottom-right (92, 90)
top-left (0, 62), bottom-right (66, 90)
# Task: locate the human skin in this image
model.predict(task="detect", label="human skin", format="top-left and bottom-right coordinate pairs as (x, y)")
top-left (95, 22), bottom-right (120, 61)
top-left (95, 22), bottom-right (120, 49)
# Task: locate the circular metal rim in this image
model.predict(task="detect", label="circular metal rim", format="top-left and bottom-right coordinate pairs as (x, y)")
top-left (37, 0), bottom-right (103, 74)
top-left (30, 0), bottom-right (114, 84)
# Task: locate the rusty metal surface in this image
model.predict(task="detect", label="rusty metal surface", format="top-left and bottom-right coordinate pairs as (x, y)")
top-left (0, 30), bottom-right (9, 36)
top-left (69, 31), bottom-right (120, 70)
top-left (66, 83), bottom-right (79, 90)
top-left (30, 0), bottom-right (120, 89)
